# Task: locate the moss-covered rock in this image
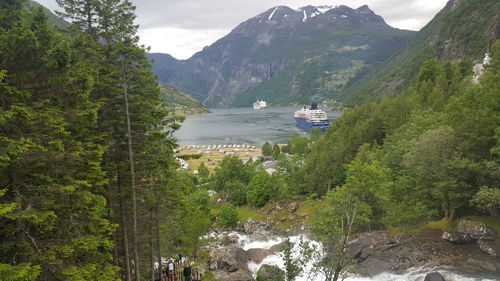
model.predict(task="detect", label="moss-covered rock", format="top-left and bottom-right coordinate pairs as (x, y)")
top-left (256, 265), bottom-right (284, 281)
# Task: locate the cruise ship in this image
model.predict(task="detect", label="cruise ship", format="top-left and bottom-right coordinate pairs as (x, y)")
top-left (253, 100), bottom-right (267, 109)
top-left (294, 103), bottom-right (329, 132)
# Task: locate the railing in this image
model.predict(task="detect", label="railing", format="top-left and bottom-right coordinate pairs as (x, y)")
top-left (156, 263), bottom-right (202, 281)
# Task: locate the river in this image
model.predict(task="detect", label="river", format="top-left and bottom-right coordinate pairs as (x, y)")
top-left (174, 107), bottom-right (341, 147)
top-left (213, 232), bottom-right (499, 281)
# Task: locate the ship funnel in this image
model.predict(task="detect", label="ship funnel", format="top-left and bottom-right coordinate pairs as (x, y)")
top-left (310, 103), bottom-right (318, 110)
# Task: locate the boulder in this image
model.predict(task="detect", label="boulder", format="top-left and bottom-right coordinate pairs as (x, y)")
top-left (477, 239), bottom-right (500, 257)
top-left (209, 247), bottom-right (254, 281)
top-left (208, 247), bottom-right (249, 272)
top-left (423, 272), bottom-right (445, 281)
top-left (247, 248), bottom-right (274, 264)
top-left (347, 231), bottom-right (400, 261)
top-left (242, 218), bottom-right (272, 237)
top-left (457, 219), bottom-right (496, 240)
top-left (214, 269), bottom-right (254, 281)
top-left (269, 242), bottom-right (285, 253)
top-left (442, 231), bottom-right (474, 243)
top-left (256, 265), bottom-right (285, 281)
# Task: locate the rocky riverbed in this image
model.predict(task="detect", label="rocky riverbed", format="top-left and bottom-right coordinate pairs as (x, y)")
top-left (204, 219), bottom-right (499, 281)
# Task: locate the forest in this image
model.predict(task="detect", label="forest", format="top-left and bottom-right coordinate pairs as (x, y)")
top-left (0, 0), bottom-right (499, 281)
top-left (0, 0), bottom-right (197, 280)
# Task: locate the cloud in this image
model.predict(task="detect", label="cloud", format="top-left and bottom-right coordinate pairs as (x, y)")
top-left (34, 0), bottom-right (450, 58)
top-left (140, 28), bottom-right (231, 60)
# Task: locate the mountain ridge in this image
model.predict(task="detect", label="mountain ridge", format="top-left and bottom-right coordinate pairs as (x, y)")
top-left (149, 4), bottom-right (415, 107)
top-left (341, 0), bottom-right (500, 104)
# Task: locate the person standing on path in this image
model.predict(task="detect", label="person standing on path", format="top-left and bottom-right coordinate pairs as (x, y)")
top-left (183, 263), bottom-right (192, 281)
top-left (168, 259), bottom-right (175, 281)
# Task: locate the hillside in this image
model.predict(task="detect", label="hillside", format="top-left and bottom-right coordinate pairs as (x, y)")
top-left (26, 1), bottom-right (70, 29)
top-left (150, 5), bottom-right (414, 107)
top-left (341, 0), bottom-right (500, 104)
top-left (160, 83), bottom-right (210, 115)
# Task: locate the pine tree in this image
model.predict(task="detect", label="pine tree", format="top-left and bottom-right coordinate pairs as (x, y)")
top-left (0, 3), bottom-right (118, 280)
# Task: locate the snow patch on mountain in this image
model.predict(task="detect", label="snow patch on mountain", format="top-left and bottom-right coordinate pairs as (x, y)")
top-left (302, 10), bottom-right (307, 22)
top-left (269, 7), bottom-right (278, 20)
top-left (317, 5), bottom-right (335, 13)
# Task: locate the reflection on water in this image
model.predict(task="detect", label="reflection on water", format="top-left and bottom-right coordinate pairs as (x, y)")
top-left (174, 107), bottom-right (341, 146)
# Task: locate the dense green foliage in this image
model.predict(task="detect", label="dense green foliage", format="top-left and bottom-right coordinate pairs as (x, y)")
top-left (25, 1), bottom-right (70, 28)
top-left (0, 1), bottom-right (209, 280)
top-left (216, 203), bottom-right (239, 228)
top-left (301, 41), bottom-right (500, 228)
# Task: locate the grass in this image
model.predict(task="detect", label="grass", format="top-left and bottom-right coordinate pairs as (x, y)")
top-left (296, 204), bottom-right (312, 217)
top-left (462, 216), bottom-right (500, 234)
top-left (237, 205), bottom-right (265, 222)
top-left (424, 219), bottom-right (455, 231)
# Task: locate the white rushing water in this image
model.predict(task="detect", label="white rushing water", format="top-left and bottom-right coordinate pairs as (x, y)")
top-left (212, 231), bottom-right (499, 281)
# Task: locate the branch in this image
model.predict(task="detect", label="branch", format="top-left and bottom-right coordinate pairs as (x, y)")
top-left (22, 229), bottom-right (41, 254)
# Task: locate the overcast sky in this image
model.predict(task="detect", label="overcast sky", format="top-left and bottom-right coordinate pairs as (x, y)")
top-left (36, 0), bottom-right (449, 59)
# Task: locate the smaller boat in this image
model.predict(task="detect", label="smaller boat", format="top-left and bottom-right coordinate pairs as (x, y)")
top-left (253, 100), bottom-right (267, 109)
top-left (294, 103), bottom-right (329, 132)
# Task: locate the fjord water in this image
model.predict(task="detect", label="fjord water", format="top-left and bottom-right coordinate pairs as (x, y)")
top-left (175, 107), bottom-right (341, 146)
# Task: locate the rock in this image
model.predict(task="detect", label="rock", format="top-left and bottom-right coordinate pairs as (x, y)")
top-left (347, 231), bottom-right (400, 261)
top-left (359, 245), bottom-right (377, 260)
top-left (246, 248), bottom-right (274, 264)
top-left (256, 265), bottom-right (285, 281)
top-left (442, 231), bottom-right (474, 243)
top-left (466, 258), bottom-right (497, 272)
top-left (209, 247), bottom-right (254, 281)
top-left (243, 219), bottom-right (256, 234)
top-left (288, 202), bottom-right (298, 213)
top-left (458, 219), bottom-right (496, 240)
top-left (242, 218), bottom-right (273, 237)
top-left (477, 239), bottom-right (500, 257)
top-left (423, 272), bottom-right (445, 281)
top-left (213, 269), bottom-right (254, 281)
top-left (208, 247), bottom-right (248, 272)
top-left (269, 242), bottom-right (285, 253)
top-left (221, 234), bottom-right (239, 245)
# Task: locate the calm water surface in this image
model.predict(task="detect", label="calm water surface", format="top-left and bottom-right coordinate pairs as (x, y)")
top-left (175, 107), bottom-right (341, 146)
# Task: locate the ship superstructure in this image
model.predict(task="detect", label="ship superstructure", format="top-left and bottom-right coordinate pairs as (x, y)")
top-left (253, 100), bottom-right (267, 109)
top-left (294, 103), bottom-right (329, 132)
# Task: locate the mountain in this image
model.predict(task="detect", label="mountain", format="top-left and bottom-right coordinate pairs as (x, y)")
top-left (26, 1), bottom-right (70, 29)
top-left (342, 0), bottom-right (500, 104)
top-left (150, 5), bottom-right (415, 107)
top-left (159, 83), bottom-right (209, 115)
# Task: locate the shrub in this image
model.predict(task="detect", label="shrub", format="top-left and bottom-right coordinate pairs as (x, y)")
top-left (217, 203), bottom-right (238, 227)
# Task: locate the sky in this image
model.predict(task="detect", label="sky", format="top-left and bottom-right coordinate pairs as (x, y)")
top-left (35, 0), bottom-right (449, 60)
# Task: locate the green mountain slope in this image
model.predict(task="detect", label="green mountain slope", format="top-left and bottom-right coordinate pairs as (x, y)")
top-left (26, 1), bottom-right (70, 29)
top-left (160, 83), bottom-right (209, 115)
top-left (341, 0), bottom-right (500, 104)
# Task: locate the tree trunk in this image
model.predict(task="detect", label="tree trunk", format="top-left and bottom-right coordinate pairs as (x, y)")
top-left (155, 207), bottom-right (162, 281)
top-left (119, 173), bottom-right (133, 281)
top-left (149, 209), bottom-right (155, 281)
top-left (122, 60), bottom-right (141, 281)
top-left (332, 267), bottom-right (341, 281)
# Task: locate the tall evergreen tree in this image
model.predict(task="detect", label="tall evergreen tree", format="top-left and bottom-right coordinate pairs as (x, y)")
top-left (0, 3), bottom-right (118, 280)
